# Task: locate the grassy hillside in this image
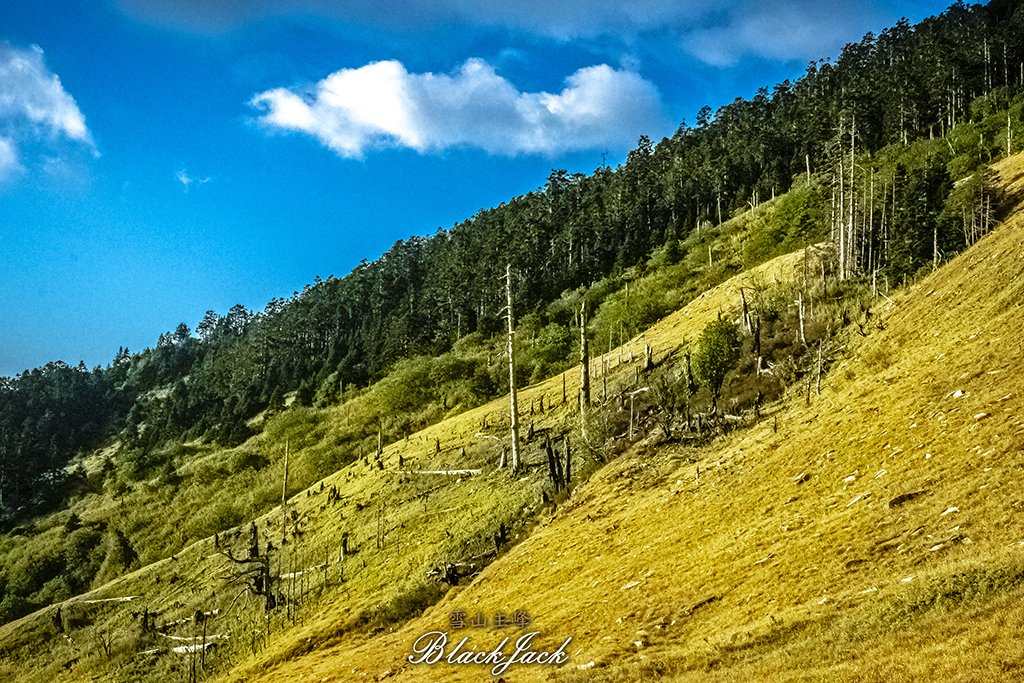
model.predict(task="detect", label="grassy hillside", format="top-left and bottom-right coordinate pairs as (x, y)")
top-left (240, 152), bottom-right (1024, 681)
top-left (1, 152), bottom-right (1020, 681)
top-left (0, 219), bottom-right (816, 682)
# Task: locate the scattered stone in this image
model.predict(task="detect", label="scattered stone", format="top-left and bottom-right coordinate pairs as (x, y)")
top-left (940, 506), bottom-right (960, 517)
top-left (888, 490), bottom-right (928, 508)
top-left (793, 472), bottom-right (811, 484)
top-left (620, 580), bottom-right (640, 591)
top-left (929, 543), bottom-right (944, 552)
top-left (901, 576), bottom-right (915, 583)
top-left (974, 412), bottom-right (990, 420)
top-left (577, 661), bottom-right (596, 670)
top-left (951, 389), bottom-right (965, 398)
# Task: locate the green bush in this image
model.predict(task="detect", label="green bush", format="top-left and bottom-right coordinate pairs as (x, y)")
top-left (693, 318), bottom-right (741, 410)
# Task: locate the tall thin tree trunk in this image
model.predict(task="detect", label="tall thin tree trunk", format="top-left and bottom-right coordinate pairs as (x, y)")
top-left (281, 439), bottom-right (289, 545)
top-left (505, 264), bottom-right (521, 474)
top-left (579, 301), bottom-right (590, 444)
top-left (848, 114), bottom-right (856, 278)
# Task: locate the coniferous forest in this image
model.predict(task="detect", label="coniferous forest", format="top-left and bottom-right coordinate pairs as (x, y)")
top-left (2, 0), bottom-right (1024, 587)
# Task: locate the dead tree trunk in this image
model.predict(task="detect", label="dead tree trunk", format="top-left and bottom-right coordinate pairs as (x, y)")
top-left (545, 434), bottom-right (562, 492)
top-left (579, 302), bottom-right (590, 407)
top-left (505, 264), bottom-right (521, 474)
top-left (740, 289), bottom-right (751, 334)
top-left (579, 301), bottom-right (590, 444)
top-left (281, 440), bottom-right (290, 545)
top-left (564, 436), bottom-right (572, 485)
top-left (797, 291), bottom-right (807, 346)
top-left (816, 341), bottom-right (823, 395)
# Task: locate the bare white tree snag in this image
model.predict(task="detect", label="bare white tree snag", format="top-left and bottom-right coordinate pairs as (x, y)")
top-left (602, 357), bottom-right (608, 403)
top-left (579, 302), bottom-right (591, 408)
top-left (628, 387), bottom-right (649, 439)
top-left (740, 288), bottom-right (751, 334)
top-left (1009, 111), bottom-right (1013, 155)
top-left (797, 291), bottom-right (807, 346)
top-left (281, 439), bottom-right (290, 545)
top-left (505, 264), bottom-right (521, 474)
top-left (564, 436), bottom-right (572, 485)
top-left (579, 300), bottom-right (590, 443)
top-left (849, 114), bottom-right (855, 278)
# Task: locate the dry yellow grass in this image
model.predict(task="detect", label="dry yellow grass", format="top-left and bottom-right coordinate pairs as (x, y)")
top-left (240, 153), bottom-right (1024, 682)
top-left (0, 225), bottom-right (807, 683)
top-left (4, 156), bottom-right (1022, 683)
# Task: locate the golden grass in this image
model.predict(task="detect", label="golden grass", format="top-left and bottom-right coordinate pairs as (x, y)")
top-left (236, 152), bottom-right (1024, 681)
top-left (4, 154), bottom-right (1023, 683)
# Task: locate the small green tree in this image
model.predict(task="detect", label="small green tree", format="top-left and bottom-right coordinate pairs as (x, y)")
top-left (693, 318), bottom-right (741, 413)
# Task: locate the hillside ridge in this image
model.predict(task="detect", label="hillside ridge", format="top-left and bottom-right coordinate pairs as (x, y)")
top-left (245, 152), bottom-right (1024, 681)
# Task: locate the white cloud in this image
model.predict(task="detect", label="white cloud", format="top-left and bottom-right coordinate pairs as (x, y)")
top-left (0, 43), bottom-right (95, 181)
top-left (176, 168), bottom-right (211, 191)
top-left (251, 59), bottom-right (665, 158)
top-left (681, 1), bottom-right (888, 67)
top-left (0, 136), bottom-right (20, 181)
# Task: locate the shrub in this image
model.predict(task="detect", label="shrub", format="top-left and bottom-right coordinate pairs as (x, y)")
top-left (693, 318), bottom-right (741, 411)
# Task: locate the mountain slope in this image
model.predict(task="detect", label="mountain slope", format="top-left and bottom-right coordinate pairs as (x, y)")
top-left (0, 232), bottom-right (811, 682)
top-left (2, 154), bottom-right (1020, 682)
top-left (249, 153), bottom-right (1024, 681)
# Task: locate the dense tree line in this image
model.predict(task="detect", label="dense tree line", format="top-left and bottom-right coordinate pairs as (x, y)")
top-left (2, 0), bottom-right (1023, 518)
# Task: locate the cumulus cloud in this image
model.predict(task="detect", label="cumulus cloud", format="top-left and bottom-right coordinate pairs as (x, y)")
top-left (0, 43), bottom-right (95, 182)
top-left (251, 59), bottom-right (665, 158)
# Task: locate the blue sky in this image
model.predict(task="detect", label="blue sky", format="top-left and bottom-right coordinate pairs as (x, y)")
top-left (0, 0), bottom-right (950, 377)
